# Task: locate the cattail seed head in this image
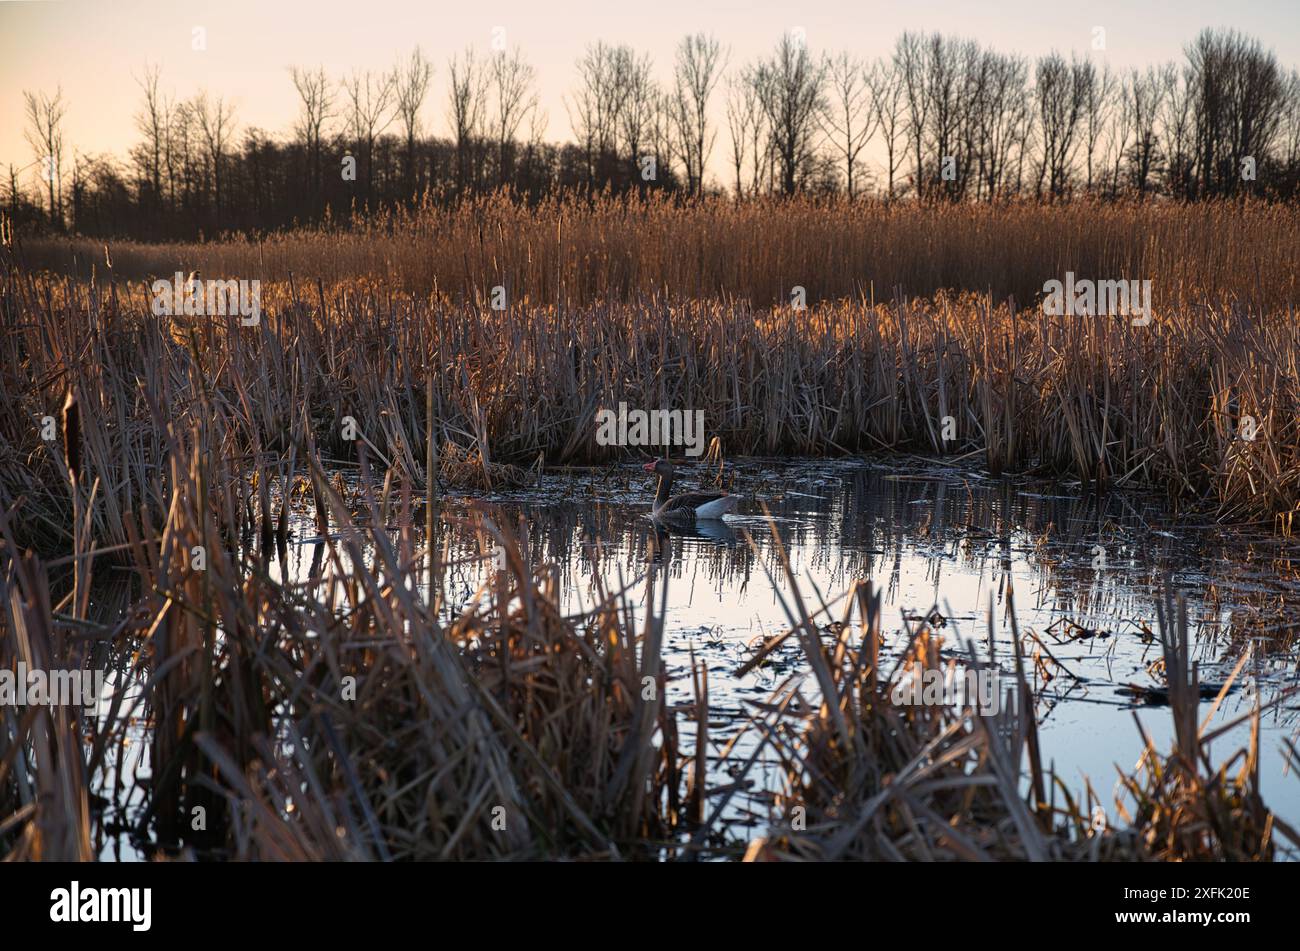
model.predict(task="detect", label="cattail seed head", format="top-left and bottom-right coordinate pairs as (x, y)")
top-left (61, 388), bottom-right (81, 480)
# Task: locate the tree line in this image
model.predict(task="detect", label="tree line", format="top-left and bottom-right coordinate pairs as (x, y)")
top-left (9, 27), bottom-right (1300, 239)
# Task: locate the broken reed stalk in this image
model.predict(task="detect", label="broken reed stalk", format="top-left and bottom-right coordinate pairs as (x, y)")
top-left (425, 369), bottom-right (435, 588)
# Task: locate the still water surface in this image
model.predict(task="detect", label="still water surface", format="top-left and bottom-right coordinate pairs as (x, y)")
top-left (102, 456), bottom-right (1300, 854)
top-left (296, 456), bottom-right (1300, 840)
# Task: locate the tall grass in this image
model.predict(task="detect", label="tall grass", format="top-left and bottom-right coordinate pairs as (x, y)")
top-left (738, 548), bottom-right (1296, 862)
top-left (4, 440), bottom-right (1291, 859)
top-left (17, 194), bottom-right (1300, 312)
top-left (3, 194), bottom-right (1299, 859)
top-left (3, 246), bottom-right (1298, 542)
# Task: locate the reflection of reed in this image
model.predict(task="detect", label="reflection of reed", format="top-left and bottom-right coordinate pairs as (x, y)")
top-left (403, 462), bottom-right (1300, 711)
top-left (75, 456), bottom-right (1300, 701)
top-left (52, 455), bottom-right (1300, 859)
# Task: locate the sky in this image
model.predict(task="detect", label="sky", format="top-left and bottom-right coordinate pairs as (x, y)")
top-left (3, 0), bottom-right (1299, 190)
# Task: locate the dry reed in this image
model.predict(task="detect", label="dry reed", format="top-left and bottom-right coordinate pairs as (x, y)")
top-left (3, 195), bottom-right (1298, 861)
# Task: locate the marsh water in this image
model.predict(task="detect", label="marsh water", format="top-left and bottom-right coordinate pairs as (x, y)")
top-left (262, 456), bottom-right (1300, 841)
top-left (93, 456), bottom-right (1300, 856)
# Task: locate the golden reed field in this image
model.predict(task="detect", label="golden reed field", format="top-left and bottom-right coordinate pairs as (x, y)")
top-left (2, 194), bottom-right (1299, 862)
top-left (10, 194), bottom-right (1300, 533)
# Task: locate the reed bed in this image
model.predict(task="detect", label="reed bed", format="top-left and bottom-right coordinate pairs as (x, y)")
top-left (3, 444), bottom-right (1291, 860)
top-left (2, 251), bottom-right (1297, 550)
top-left (18, 195), bottom-right (1300, 314)
top-left (0, 426), bottom-right (694, 859)
top-left (737, 549), bottom-right (1298, 862)
top-left (3, 195), bottom-right (1299, 860)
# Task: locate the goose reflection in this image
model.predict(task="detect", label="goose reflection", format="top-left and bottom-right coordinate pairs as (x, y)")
top-left (646, 516), bottom-right (739, 565)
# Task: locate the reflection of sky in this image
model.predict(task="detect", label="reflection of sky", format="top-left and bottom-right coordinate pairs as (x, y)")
top-left (428, 458), bottom-right (1300, 836)
top-left (76, 451), bottom-right (1298, 856)
top-left (258, 457), bottom-right (1300, 840)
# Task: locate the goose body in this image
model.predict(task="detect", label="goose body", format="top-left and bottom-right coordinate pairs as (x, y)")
top-left (643, 458), bottom-right (738, 521)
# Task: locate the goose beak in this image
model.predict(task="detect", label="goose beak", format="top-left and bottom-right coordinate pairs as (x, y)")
top-left (642, 460), bottom-right (658, 472)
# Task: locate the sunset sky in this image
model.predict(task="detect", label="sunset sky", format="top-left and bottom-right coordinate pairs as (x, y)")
top-left (3, 0), bottom-right (1298, 189)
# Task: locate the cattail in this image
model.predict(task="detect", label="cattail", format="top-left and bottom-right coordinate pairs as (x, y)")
top-left (60, 388), bottom-right (80, 481)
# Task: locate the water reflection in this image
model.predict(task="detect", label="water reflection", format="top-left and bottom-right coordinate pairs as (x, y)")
top-left (256, 457), bottom-right (1300, 831)
top-left (399, 457), bottom-right (1300, 829)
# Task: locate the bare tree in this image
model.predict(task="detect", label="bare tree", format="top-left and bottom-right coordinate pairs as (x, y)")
top-left (1080, 63), bottom-right (1116, 194)
top-left (613, 47), bottom-right (657, 177)
top-left (343, 69), bottom-right (395, 199)
top-left (725, 73), bottom-right (758, 197)
top-left (488, 47), bottom-right (538, 187)
top-left (194, 91), bottom-right (236, 221)
top-left (1033, 53), bottom-right (1088, 199)
top-left (752, 34), bottom-right (826, 195)
top-left (166, 98), bottom-right (196, 211)
top-left (290, 65), bottom-right (333, 200)
top-left (134, 65), bottom-right (169, 208)
top-left (520, 103), bottom-right (550, 191)
top-left (1279, 70), bottom-right (1300, 176)
top-left (394, 47), bottom-right (433, 192)
top-left (1126, 67), bottom-right (1165, 196)
top-left (867, 58), bottom-right (906, 199)
top-left (1160, 64), bottom-right (1194, 197)
top-left (23, 86), bottom-right (66, 226)
top-left (447, 48), bottom-right (488, 191)
top-left (951, 40), bottom-right (986, 201)
top-left (820, 51), bottom-right (876, 197)
top-left (568, 42), bottom-right (622, 183)
top-left (971, 51), bottom-right (1029, 200)
top-left (671, 33), bottom-right (725, 196)
top-left (1186, 28), bottom-right (1285, 196)
top-left (924, 35), bottom-right (972, 200)
top-left (894, 33), bottom-right (930, 200)
top-left (1100, 73), bottom-right (1134, 197)
top-left (647, 87), bottom-right (676, 189)
top-left (1012, 89), bottom-right (1035, 196)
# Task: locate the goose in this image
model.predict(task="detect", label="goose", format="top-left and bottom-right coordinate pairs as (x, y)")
top-left (643, 457), bottom-right (739, 521)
